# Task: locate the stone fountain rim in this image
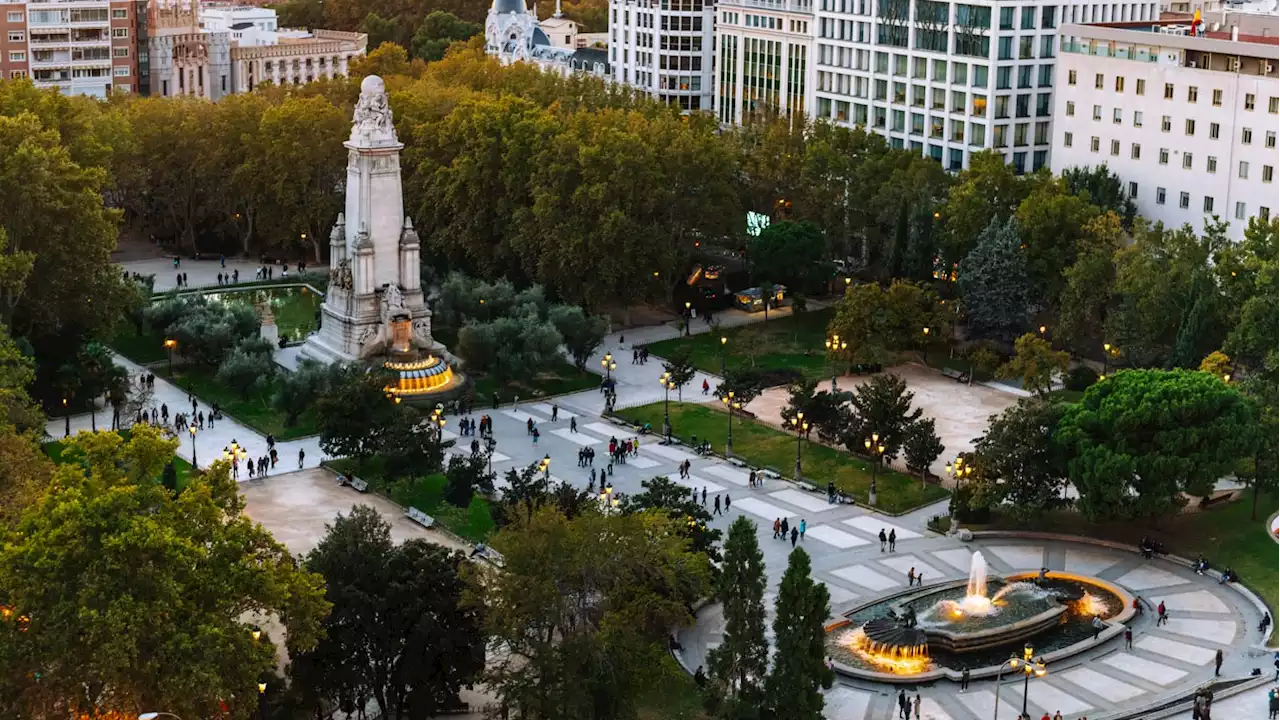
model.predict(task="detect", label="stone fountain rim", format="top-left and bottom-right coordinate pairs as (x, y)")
top-left (825, 570), bottom-right (1136, 684)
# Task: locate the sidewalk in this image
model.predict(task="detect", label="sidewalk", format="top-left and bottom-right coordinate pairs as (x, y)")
top-left (121, 257), bottom-right (327, 293)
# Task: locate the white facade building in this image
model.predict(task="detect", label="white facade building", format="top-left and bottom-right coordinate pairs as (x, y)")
top-left (1050, 21), bottom-right (1279, 238)
top-left (18, 0), bottom-right (119, 97)
top-left (609, 0), bottom-right (715, 111)
top-left (714, 0), bottom-right (814, 124)
top-left (485, 0), bottom-right (610, 78)
top-left (806, 0), bottom-right (1156, 172)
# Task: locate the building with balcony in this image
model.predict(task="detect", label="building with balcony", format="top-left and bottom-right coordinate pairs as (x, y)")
top-left (1050, 19), bottom-right (1279, 238)
top-left (714, 0), bottom-right (813, 124)
top-left (1, 0), bottom-right (139, 96)
top-left (609, 0), bottom-right (714, 110)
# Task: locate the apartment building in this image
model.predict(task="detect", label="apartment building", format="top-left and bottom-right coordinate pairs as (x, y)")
top-left (609, 0), bottom-right (715, 110)
top-left (714, 0), bottom-right (813, 124)
top-left (1050, 20), bottom-right (1279, 238)
top-left (0, 0), bottom-right (141, 95)
top-left (802, 0), bottom-right (1156, 171)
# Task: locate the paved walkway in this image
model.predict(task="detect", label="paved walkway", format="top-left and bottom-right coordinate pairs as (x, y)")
top-left (122, 257), bottom-right (326, 293)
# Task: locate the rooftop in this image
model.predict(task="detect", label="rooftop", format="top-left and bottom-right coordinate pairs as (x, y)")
top-left (1062, 19), bottom-right (1280, 54)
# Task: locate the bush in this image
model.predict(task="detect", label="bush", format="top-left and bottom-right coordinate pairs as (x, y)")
top-left (216, 347), bottom-right (275, 399)
top-left (1064, 365), bottom-right (1099, 391)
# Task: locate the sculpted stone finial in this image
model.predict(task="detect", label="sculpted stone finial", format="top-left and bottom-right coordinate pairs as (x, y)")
top-left (350, 75), bottom-right (398, 147)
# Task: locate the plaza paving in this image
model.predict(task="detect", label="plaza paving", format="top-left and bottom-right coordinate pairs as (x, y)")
top-left (125, 256), bottom-right (326, 292)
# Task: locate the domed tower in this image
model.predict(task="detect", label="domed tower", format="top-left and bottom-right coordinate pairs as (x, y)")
top-left (485, 0), bottom-right (538, 63)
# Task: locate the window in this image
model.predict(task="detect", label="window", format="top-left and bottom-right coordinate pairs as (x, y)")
top-left (112, 28), bottom-right (128, 38)
top-left (1243, 128), bottom-right (1253, 144)
top-left (1239, 161), bottom-right (1249, 179)
top-left (1159, 148), bottom-right (1169, 164)
top-left (1236, 202), bottom-right (1247, 220)
top-left (1161, 115), bottom-right (1171, 132)
top-left (1090, 136), bottom-right (1100, 152)
top-left (1037, 64), bottom-right (1051, 87)
top-left (1068, 69), bottom-right (1076, 86)
top-left (1064, 131), bottom-right (1073, 147)
top-left (1210, 122), bottom-right (1220, 140)
top-left (998, 37), bottom-right (1013, 60)
top-left (1018, 36), bottom-right (1033, 59)
top-left (5, 11), bottom-right (21, 22)
top-left (1182, 153), bottom-right (1193, 169)
top-left (1136, 79), bottom-right (1145, 95)
top-left (1245, 93), bottom-right (1255, 110)
top-left (1093, 104), bottom-right (1102, 121)
top-left (999, 7), bottom-right (1014, 29)
top-left (1131, 143), bottom-right (1141, 159)
top-left (1110, 139), bottom-right (1120, 156)
top-left (1128, 181), bottom-right (1138, 198)
top-left (1041, 5), bottom-right (1056, 27)
top-left (1164, 83), bottom-right (1174, 99)
top-left (1265, 166), bottom-right (1274, 183)
top-left (1187, 86), bottom-right (1198, 103)
top-left (1185, 119), bottom-right (1195, 135)
top-left (113, 47), bottom-right (129, 58)
top-left (1267, 131), bottom-right (1276, 149)
top-left (6, 32), bottom-right (23, 42)
top-left (1066, 101), bottom-right (1075, 117)
top-left (1020, 6), bottom-right (1035, 28)
top-left (113, 66), bottom-right (130, 77)
top-left (1271, 96), bottom-right (1279, 114)
top-left (1204, 196), bottom-right (1214, 213)
top-left (7, 52), bottom-right (24, 62)
top-left (112, 8), bottom-right (127, 18)
top-left (997, 67), bottom-right (1012, 89)
top-left (1213, 89), bottom-right (1223, 106)
top-left (1115, 76), bottom-right (1124, 92)
top-left (1208, 156), bottom-right (1217, 173)
top-left (1157, 187), bottom-right (1166, 205)
top-left (1095, 73), bottom-right (1104, 89)
top-left (1179, 192), bottom-right (1190, 209)
top-left (1264, 207), bottom-right (1273, 222)
top-left (1113, 108), bottom-right (1122, 124)
top-left (1134, 111), bottom-right (1143, 127)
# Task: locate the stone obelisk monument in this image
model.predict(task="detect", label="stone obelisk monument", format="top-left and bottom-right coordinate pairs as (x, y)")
top-left (301, 75), bottom-right (438, 364)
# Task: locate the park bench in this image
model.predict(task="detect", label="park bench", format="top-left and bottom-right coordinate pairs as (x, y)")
top-left (349, 478), bottom-right (369, 493)
top-left (406, 507), bottom-right (435, 528)
top-left (940, 367), bottom-right (970, 383)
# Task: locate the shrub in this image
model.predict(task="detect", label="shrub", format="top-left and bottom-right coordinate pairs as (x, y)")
top-left (1064, 365), bottom-right (1099, 392)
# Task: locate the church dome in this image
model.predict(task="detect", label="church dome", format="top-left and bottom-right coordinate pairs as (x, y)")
top-left (492, 0), bottom-right (526, 14)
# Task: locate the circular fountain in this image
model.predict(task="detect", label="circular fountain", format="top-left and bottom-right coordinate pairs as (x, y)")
top-left (825, 551), bottom-right (1130, 680)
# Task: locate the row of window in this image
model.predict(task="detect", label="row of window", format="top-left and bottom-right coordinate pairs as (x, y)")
top-left (1145, 185), bottom-right (1271, 223)
top-left (1067, 71), bottom-right (1279, 113)
top-left (1066, 132), bottom-right (1277, 181)
top-left (1065, 103), bottom-right (1277, 147)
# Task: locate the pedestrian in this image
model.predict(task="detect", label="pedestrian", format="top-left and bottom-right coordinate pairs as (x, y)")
top-left (527, 417), bottom-right (534, 435)
top-left (191, 397), bottom-right (197, 415)
top-left (532, 427), bottom-right (539, 445)
top-left (773, 517), bottom-right (781, 539)
top-left (232, 268), bottom-right (239, 283)
top-left (827, 480), bottom-right (836, 503)
top-left (916, 570), bottom-right (924, 586)
top-left (889, 528), bottom-right (897, 551)
top-left (725, 494), bottom-right (731, 511)
top-left (1091, 615), bottom-right (1104, 640)
top-left (960, 667), bottom-right (970, 692)
top-left (713, 495), bottom-right (722, 515)
top-left (1124, 627), bottom-right (1133, 649)
top-left (570, 416), bottom-right (578, 433)
top-left (551, 404), bottom-right (559, 422)
top-left (790, 527), bottom-right (798, 547)
top-left (182, 272), bottom-right (188, 286)
top-left (913, 693), bottom-right (921, 720)
top-left (780, 517), bottom-right (789, 538)
top-left (701, 379), bottom-right (709, 395)
top-left (1040, 713), bottom-right (1050, 720)
top-left (1261, 611), bottom-right (1273, 635)
top-left (749, 470), bottom-right (757, 487)
top-left (176, 272), bottom-right (183, 288)
top-left (908, 568), bottom-right (916, 585)
top-left (799, 518), bottom-right (806, 540)
top-left (879, 528), bottom-right (887, 552)
top-left (1053, 712), bottom-right (1062, 720)
top-left (1157, 601), bottom-right (1168, 626)
top-left (897, 689), bottom-right (908, 719)
top-left (247, 459), bottom-right (255, 479)
top-left (1214, 648), bottom-right (1223, 676)
top-left (1267, 688), bottom-right (1277, 720)
top-left (701, 486), bottom-right (707, 506)
top-left (161, 403), bottom-right (169, 422)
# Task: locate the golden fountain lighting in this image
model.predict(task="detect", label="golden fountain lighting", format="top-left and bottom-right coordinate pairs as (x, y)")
top-left (842, 627), bottom-right (932, 674)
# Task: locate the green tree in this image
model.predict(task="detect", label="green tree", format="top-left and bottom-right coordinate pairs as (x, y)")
top-left (216, 344), bottom-right (276, 399)
top-left (958, 216), bottom-right (1030, 340)
top-left (625, 474), bottom-right (721, 562)
top-left (456, 311), bottom-right (562, 384)
top-left (748, 220), bottom-right (826, 292)
top-left (292, 505), bottom-right (484, 719)
top-left (411, 10), bottom-right (482, 61)
top-left (381, 406), bottom-right (449, 482)
top-left (902, 417), bottom-right (944, 484)
top-left (1055, 369), bottom-right (1260, 521)
top-left (1015, 178), bottom-right (1100, 309)
top-left (940, 150), bottom-right (1028, 264)
top-left (764, 548), bottom-right (832, 719)
top-left (442, 452), bottom-right (495, 507)
top-left (714, 368), bottom-right (765, 405)
top-left (0, 434), bottom-right (328, 719)
top-left (826, 281), bottom-right (940, 364)
top-left (480, 506), bottom-right (712, 719)
top-left (1056, 212), bottom-right (1124, 354)
top-left (167, 301), bottom-right (261, 366)
top-left (359, 11), bottom-right (400, 49)
top-left (315, 366), bottom-right (402, 463)
top-left (998, 333), bottom-right (1070, 395)
top-left (549, 304), bottom-right (608, 370)
top-left (1060, 165), bottom-right (1136, 227)
top-left (272, 359), bottom-right (340, 427)
top-left (662, 346), bottom-right (699, 401)
top-left (974, 399), bottom-right (1065, 523)
top-left (706, 516), bottom-right (769, 719)
top-left (843, 372), bottom-right (921, 461)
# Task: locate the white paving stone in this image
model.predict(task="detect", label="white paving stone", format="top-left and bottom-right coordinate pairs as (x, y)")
top-left (448, 446), bottom-right (511, 463)
top-left (581, 422), bottom-right (625, 439)
top-left (805, 525), bottom-right (871, 549)
top-left (529, 403), bottom-right (574, 420)
top-left (440, 429), bottom-right (459, 441)
top-left (1159, 618), bottom-right (1237, 644)
top-left (1063, 549), bottom-right (1121, 576)
top-left (1101, 652), bottom-right (1189, 685)
top-left (1160, 589), bottom-right (1231, 614)
top-left (500, 409), bottom-right (542, 425)
top-left (550, 428), bottom-right (603, 446)
top-left (822, 583), bottom-right (859, 605)
top-left (1135, 635), bottom-right (1217, 665)
top-left (822, 686), bottom-right (873, 719)
top-left (932, 548), bottom-right (977, 572)
top-left (770, 489), bottom-right (834, 513)
top-left (1020, 679), bottom-right (1093, 716)
top-left (917, 697), bottom-right (954, 720)
top-left (957, 689), bottom-right (1020, 720)
top-left (702, 464), bottom-right (750, 486)
top-left (986, 544), bottom-right (1046, 570)
top-left (830, 564), bottom-right (900, 591)
top-left (732, 497), bottom-right (798, 521)
top-left (841, 515), bottom-right (922, 540)
top-left (626, 455), bottom-right (661, 469)
top-left (665, 473), bottom-right (725, 494)
top-left (642, 442), bottom-right (699, 462)
top-left (879, 555), bottom-right (944, 583)
top-left (1060, 667), bottom-right (1145, 703)
top-left (1115, 565), bottom-right (1188, 591)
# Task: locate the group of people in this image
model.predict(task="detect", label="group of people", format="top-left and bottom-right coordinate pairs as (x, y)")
top-left (215, 270), bottom-right (240, 285)
top-left (607, 436), bottom-right (640, 465)
top-left (630, 347), bottom-right (652, 364)
top-left (879, 528), bottom-right (898, 552)
top-left (576, 446), bottom-right (597, 467)
top-left (895, 689), bottom-right (921, 719)
top-left (905, 567), bottom-right (925, 586)
top-left (457, 415), bottom-right (492, 437)
top-left (771, 516), bottom-right (807, 546)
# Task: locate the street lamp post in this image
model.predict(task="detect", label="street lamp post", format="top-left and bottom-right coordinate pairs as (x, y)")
top-left (722, 391), bottom-right (739, 455)
top-left (790, 413), bottom-right (809, 481)
top-left (863, 432), bottom-right (884, 507)
top-left (164, 338), bottom-right (177, 376)
top-left (1001, 644), bottom-right (1047, 720)
top-left (485, 436), bottom-right (497, 476)
top-left (539, 454), bottom-right (551, 492)
top-left (825, 334), bottom-right (849, 381)
top-left (62, 397), bottom-right (69, 438)
top-left (660, 371), bottom-right (674, 442)
top-left (720, 335), bottom-right (727, 374)
top-left (223, 440), bottom-right (247, 480)
top-left (945, 456), bottom-right (974, 535)
top-left (922, 326), bottom-right (931, 364)
top-left (601, 352), bottom-right (615, 383)
top-left (1103, 343), bottom-right (1112, 376)
top-left (188, 423), bottom-right (199, 468)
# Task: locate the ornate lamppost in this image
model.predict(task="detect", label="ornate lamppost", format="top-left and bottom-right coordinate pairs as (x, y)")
top-left (720, 335), bottom-right (728, 374)
top-left (539, 454), bottom-right (551, 492)
top-left (721, 391), bottom-right (740, 455)
top-left (163, 338), bottom-right (177, 376)
top-left (62, 396), bottom-right (70, 438)
top-left (601, 352), bottom-right (616, 382)
top-left (864, 432), bottom-right (884, 507)
top-left (997, 644), bottom-right (1046, 720)
top-left (790, 412), bottom-right (810, 481)
top-left (825, 334), bottom-right (848, 381)
top-left (660, 371), bottom-right (675, 442)
top-left (188, 423), bottom-right (199, 468)
top-left (945, 455), bottom-right (974, 535)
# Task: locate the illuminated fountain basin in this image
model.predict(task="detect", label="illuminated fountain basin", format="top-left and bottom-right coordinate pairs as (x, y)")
top-left (825, 552), bottom-right (1128, 677)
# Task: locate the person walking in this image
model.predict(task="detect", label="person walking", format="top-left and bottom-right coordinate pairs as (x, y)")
top-left (879, 528), bottom-right (887, 552)
top-left (1157, 601), bottom-right (1168, 626)
top-left (1124, 627), bottom-right (1133, 649)
top-left (701, 486), bottom-right (707, 506)
top-left (799, 518), bottom-right (806, 541)
top-left (713, 495), bottom-right (722, 516)
top-left (570, 416), bottom-right (578, 433)
top-left (551, 404), bottom-right (559, 422)
top-left (908, 568), bottom-right (916, 585)
top-left (701, 379), bottom-right (709, 395)
top-left (298, 448), bottom-right (305, 469)
top-left (749, 470), bottom-right (757, 488)
top-left (1091, 615), bottom-right (1105, 640)
top-left (790, 527), bottom-right (798, 548)
top-left (532, 427), bottom-right (540, 445)
top-left (725, 494), bottom-right (731, 511)
top-left (889, 528), bottom-right (897, 552)
top-left (913, 693), bottom-right (921, 720)
top-left (897, 689), bottom-right (909, 719)
top-left (780, 517), bottom-right (789, 539)
top-left (1267, 687), bottom-right (1277, 720)
top-left (773, 517), bottom-right (781, 540)
top-left (960, 667), bottom-right (970, 692)
top-left (1214, 648), bottom-right (1223, 677)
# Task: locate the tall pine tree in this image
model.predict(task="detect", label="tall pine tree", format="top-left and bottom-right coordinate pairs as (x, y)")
top-left (765, 548), bottom-right (833, 719)
top-left (706, 516), bottom-right (769, 719)
top-left (958, 216), bottom-right (1031, 340)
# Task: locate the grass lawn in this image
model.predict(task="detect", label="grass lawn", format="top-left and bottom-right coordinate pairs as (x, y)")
top-left (471, 361), bottom-right (601, 403)
top-left (329, 457), bottom-right (495, 543)
top-left (43, 431), bottom-right (197, 490)
top-left (161, 366), bottom-right (319, 440)
top-left (976, 492), bottom-right (1278, 623)
top-left (205, 285), bottom-right (323, 342)
top-left (643, 309), bottom-right (835, 381)
top-left (615, 402), bottom-right (949, 514)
